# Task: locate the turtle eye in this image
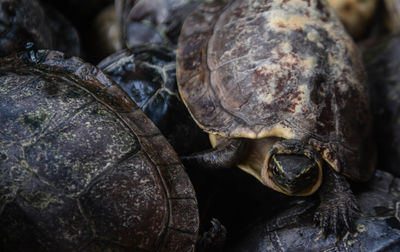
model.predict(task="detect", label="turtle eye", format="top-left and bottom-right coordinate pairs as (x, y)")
top-left (268, 155), bottom-right (285, 178)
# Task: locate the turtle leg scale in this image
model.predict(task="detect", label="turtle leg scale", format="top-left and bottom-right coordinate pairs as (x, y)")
top-left (180, 138), bottom-right (246, 170)
top-left (313, 166), bottom-right (359, 237)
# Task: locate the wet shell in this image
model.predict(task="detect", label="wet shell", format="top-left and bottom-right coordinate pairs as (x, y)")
top-left (0, 50), bottom-right (198, 251)
top-left (177, 0), bottom-right (374, 181)
top-left (98, 44), bottom-right (210, 155)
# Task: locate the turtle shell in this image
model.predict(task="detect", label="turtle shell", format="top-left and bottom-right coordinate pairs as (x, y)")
top-left (177, 0), bottom-right (375, 181)
top-left (0, 50), bottom-right (198, 251)
top-left (384, 0), bottom-right (400, 33)
top-left (0, 0), bottom-right (80, 57)
top-left (327, 0), bottom-right (378, 39)
top-left (98, 44), bottom-right (210, 155)
top-left (115, 0), bottom-right (203, 48)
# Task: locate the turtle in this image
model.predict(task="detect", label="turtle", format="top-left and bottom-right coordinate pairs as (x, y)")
top-left (0, 47), bottom-right (198, 251)
top-left (0, 0), bottom-right (80, 57)
top-left (176, 0), bottom-right (375, 236)
top-left (227, 170), bottom-right (400, 251)
top-left (115, 0), bottom-right (203, 48)
top-left (97, 44), bottom-right (210, 155)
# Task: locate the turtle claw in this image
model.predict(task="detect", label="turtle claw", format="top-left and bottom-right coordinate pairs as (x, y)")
top-left (314, 164), bottom-right (361, 238)
top-left (313, 194), bottom-right (359, 238)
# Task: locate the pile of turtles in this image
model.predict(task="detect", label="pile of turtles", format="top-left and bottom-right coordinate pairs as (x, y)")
top-left (2, 0), bottom-right (400, 251)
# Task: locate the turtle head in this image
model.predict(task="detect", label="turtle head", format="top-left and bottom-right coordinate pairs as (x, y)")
top-left (262, 139), bottom-right (323, 196)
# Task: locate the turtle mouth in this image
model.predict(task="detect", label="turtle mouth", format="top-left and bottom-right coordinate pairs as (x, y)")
top-left (261, 140), bottom-right (323, 196)
top-left (268, 154), bottom-right (321, 195)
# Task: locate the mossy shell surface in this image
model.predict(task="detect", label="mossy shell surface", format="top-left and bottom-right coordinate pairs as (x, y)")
top-left (177, 0), bottom-right (375, 181)
top-left (0, 50), bottom-right (198, 251)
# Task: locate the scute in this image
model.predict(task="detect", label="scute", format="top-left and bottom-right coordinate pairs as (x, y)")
top-left (98, 45), bottom-right (210, 155)
top-left (177, 0), bottom-right (374, 181)
top-left (0, 50), bottom-right (198, 251)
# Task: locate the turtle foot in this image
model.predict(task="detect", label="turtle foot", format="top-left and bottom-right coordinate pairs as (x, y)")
top-left (180, 138), bottom-right (246, 170)
top-left (196, 218), bottom-right (227, 252)
top-left (313, 191), bottom-right (359, 238)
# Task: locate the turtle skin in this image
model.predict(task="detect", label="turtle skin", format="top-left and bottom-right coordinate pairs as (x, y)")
top-left (177, 0), bottom-right (375, 237)
top-left (0, 49), bottom-right (198, 251)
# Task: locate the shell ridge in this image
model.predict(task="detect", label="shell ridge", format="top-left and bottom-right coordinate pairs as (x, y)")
top-left (139, 150), bottom-right (172, 251)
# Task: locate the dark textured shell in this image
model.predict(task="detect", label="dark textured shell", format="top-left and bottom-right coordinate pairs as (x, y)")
top-left (177, 0), bottom-right (374, 181)
top-left (98, 45), bottom-right (210, 155)
top-left (0, 0), bottom-right (80, 57)
top-left (0, 50), bottom-right (198, 251)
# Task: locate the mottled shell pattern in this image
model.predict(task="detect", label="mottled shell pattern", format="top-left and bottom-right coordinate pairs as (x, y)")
top-left (177, 0), bottom-right (374, 181)
top-left (0, 50), bottom-right (198, 251)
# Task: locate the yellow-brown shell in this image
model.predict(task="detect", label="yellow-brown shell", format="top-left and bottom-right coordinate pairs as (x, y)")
top-left (177, 0), bottom-right (375, 181)
top-left (327, 0), bottom-right (378, 39)
top-left (384, 0), bottom-right (400, 33)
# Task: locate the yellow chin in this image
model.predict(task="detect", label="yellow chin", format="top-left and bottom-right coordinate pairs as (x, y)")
top-left (209, 134), bottom-right (323, 196)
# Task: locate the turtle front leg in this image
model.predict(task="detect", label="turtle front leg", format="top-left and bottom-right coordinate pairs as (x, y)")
top-left (180, 138), bottom-right (246, 170)
top-left (313, 165), bottom-right (359, 237)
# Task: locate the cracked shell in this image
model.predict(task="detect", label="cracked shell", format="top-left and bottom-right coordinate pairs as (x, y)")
top-left (0, 50), bottom-right (198, 251)
top-left (177, 0), bottom-right (375, 181)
